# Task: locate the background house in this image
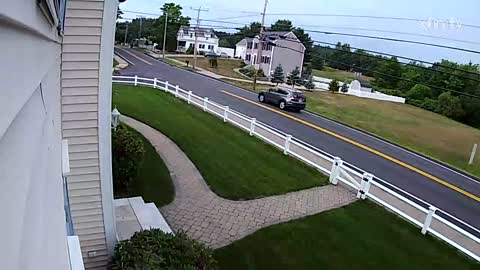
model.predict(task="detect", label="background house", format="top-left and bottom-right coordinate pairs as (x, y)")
top-left (235, 38), bottom-right (252, 59)
top-left (176, 26), bottom-right (219, 53)
top-left (1, 0), bottom-right (117, 269)
top-left (241, 31), bottom-right (305, 78)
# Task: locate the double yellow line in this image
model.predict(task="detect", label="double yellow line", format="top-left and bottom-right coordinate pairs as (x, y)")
top-left (221, 90), bottom-right (480, 202)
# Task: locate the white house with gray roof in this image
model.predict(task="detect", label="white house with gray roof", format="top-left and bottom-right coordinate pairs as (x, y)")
top-left (240, 31), bottom-right (305, 78)
top-left (176, 26), bottom-right (219, 53)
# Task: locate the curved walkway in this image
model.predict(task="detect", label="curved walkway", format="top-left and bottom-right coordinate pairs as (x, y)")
top-left (122, 115), bottom-right (356, 248)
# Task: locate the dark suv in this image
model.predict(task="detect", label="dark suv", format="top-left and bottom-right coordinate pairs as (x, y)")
top-left (258, 88), bottom-right (306, 112)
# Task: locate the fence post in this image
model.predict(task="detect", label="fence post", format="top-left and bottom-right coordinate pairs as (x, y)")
top-left (329, 157), bottom-right (343, 185)
top-left (134, 75), bottom-right (138, 86)
top-left (249, 118), bottom-right (256, 136)
top-left (203, 97), bottom-right (209, 111)
top-left (223, 106), bottom-right (229, 122)
top-left (188, 91), bottom-right (192, 104)
top-left (175, 85), bottom-right (179, 98)
top-left (358, 173), bottom-right (373, 199)
top-left (284, 135), bottom-right (292, 155)
top-left (165, 81), bottom-right (169, 92)
top-left (421, 206), bottom-right (437, 234)
top-left (153, 78), bottom-right (157, 88)
top-left (469, 143), bottom-right (477, 165)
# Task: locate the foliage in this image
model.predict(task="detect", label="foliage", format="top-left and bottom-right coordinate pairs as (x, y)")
top-left (437, 92), bottom-right (465, 120)
top-left (406, 84), bottom-right (432, 101)
top-left (209, 58), bottom-right (218, 68)
top-left (328, 79), bottom-right (339, 92)
top-left (113, 229), bottom-right (217, 270)
top-left (304, 76), bottom-right (316, 90)
top-left (271, 65), bottom-right (285, 85)
top-left (374, 57), bottom-right (403, 89)
top-left (340, 82), bottom-right (348, 93)
top-left (420, 98), bottom-right (439, 112)
top-left (375, 88), bottom-right (405, 97)
top-left (286, 67), bottom-right (301, 87)
top-left (114, 2), bottom-right (190, 52)
top-left (239, 65), bottom-right (264, 78)
top-left (112, 124), bottom-right (145, 194)
top-left (271, 19), bottom-right (294, 31)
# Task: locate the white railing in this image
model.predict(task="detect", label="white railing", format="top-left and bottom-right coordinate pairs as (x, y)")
top-left (112, 75), bottom-right (480, 261)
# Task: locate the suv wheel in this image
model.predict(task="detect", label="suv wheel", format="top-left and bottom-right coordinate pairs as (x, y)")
top-left (259, 94), bottom-right (265, 103)
top-left (279, 101), bottom-right (286, 110)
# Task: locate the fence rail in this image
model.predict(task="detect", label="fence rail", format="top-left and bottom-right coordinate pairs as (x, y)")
top-left (112, 75), bottom-right (480, 262)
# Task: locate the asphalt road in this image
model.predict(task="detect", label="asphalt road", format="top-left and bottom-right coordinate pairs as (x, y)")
top-left (114, 48), bottom-right (480, 232)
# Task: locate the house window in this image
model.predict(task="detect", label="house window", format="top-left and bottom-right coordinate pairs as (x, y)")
top-left (208, 45), bottom-right (214, 50)
top-left (190, 33), bottom-right (193, 38)
top-left (246, 54), bottom-right (251, 61)
top-left (199, 44), bottom-right (205, 49)
top-left (247, 42), bottom-right (253, 49)
top-left (254, 43), bottom-right (258, 49)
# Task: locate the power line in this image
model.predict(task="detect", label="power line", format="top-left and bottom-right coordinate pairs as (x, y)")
top-left (298, 25), bottom-right (480, 46)
top-left (265, 13), bottom-right (480, 30)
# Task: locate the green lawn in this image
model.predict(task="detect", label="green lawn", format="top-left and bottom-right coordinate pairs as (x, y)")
top-left (169, 56), bottom-right (246, 79)
top-left (313, 66), bottom-right (373, 83)
top-left (112, 84), bottom-right (327, 200)
top-left (121, 125), bottom-right (175, 207)
top-left (215, 201), bottom-right (477, 270)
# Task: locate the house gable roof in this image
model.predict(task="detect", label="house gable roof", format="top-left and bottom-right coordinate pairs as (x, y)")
top-left (257, 31), bottom-right (306, 50)
top-left (178, 26), bottom-right (218, 38)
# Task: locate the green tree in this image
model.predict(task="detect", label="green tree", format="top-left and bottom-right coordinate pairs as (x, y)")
top-left (271, 65), bottom-right (285, 85)
top-left (286, 67), bottom-right (301, 87)
top-left (437, 92), bottom-right (465, 120)
top-left (292, 27), bottom-right (313, 63)
top-left (238, 22), bottom-right (261, 37)
top-left (374, 57), bottom-right (403, 89)
top-left (271, 19), bottom-right (294, 31)
top-left (406, 84), bottom-right (432, 101)
top-left (154, 3), bottom-right (190, 52)
top-left (329, 79), bottom-right (339, 93)
top-left (304, 76), bottom-right (316, 90)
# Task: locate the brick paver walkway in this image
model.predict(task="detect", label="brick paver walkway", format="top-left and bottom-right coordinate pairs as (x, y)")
top-left (122, 116), bottom-right (356, 248)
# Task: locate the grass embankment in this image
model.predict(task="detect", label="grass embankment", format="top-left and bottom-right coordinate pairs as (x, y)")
top-left (313, 66), bottom-right (373, 83)
top-left (306, 92), bottom-right (480, 177)
top-left (112, 84), bottom-right (327, 200)
top-left (217, 78), bottom-right (480, 178)
top-left (122, 126), bottom-right (175, 207)
top-left (215, 201), bottom-right (478, 270)
top-left (169, 57), bottom-right (246, 79)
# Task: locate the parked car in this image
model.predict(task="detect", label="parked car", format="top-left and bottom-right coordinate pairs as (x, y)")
top-left (219, 52), bottom-right (231, 58)
top-left (258, 87), bottom-right (306, 112)
top-left (205, 51), bottom-right (218, 58)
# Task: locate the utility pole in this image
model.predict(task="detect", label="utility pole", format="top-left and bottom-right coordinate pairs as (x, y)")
top-left (253, 0), bottom-right (269, 91)
top-left (162, 12), bottom-right (169, 58)
top-left (138, 16), bottom-right (143, 38)
top-left (124, 22), bottom-right (128, 45)
top-left (191, 7), bottom-right (208, 69)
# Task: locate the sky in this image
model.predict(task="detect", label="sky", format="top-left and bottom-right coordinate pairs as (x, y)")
top-left (119, 0), bottom-right (480, 65)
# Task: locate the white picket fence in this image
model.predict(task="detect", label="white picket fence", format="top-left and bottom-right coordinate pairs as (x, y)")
top-left (112, 75), bottom-right (480, 261)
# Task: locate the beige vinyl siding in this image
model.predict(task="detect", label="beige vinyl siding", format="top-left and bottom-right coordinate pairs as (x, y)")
top-left (61, 0), bottom-right (110, 268)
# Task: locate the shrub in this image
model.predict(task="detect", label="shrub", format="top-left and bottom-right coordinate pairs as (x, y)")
top-left (420, 98), bottom-right (438, 112)
top-left (112, 124), bottom-right (145, 195)
top-left (437, 92), bottom-right (465, 120)
top-left (208, 58), bottom-right (218, 68)
top-left (340, 82), bottom-right (348, 93)
top-left (406, 84), bottom-right (432, 101)
top-left (304, 76), bottom-right (316, 90)
top-left (186, 45), bottom-right (194, 54)
top-left (328, 79), bottom-right (339, 93)
top-left (113, 229), bottom-right (217, 270)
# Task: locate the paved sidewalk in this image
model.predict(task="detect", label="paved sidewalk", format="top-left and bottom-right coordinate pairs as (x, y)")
top-left (122, 115), bottom-right (356, 248)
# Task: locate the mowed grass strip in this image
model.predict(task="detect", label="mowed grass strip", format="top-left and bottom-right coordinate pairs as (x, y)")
top-left (125, 126), bottom-right (175, 207)
top-left (169, 57), bottom-right (246, 79)
top-left (313, 66), bottom-right (374, 83)
top-left (112, 84), bottom-right (326, 200)
top-left (214, 201), bottom-right (478, 270)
